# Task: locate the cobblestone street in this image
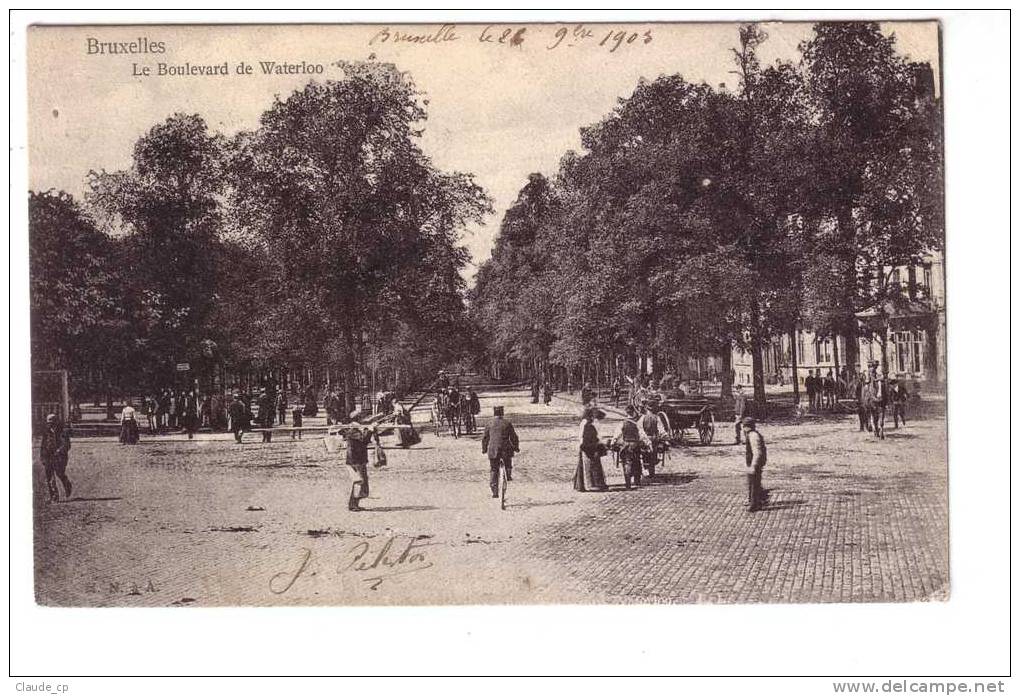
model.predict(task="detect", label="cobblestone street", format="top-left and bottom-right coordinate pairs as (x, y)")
top-left (33, 389), bottom-right (947, 606)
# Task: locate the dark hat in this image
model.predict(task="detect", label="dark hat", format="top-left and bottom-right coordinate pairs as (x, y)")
top-left (625, 405), bottom-right (638, 418)
top-left (45, 413), bottom-right (57, 423)
top-left (741, 416), bottom-right (756, 428)
top-left (493, 405), bottom-right (504, 416)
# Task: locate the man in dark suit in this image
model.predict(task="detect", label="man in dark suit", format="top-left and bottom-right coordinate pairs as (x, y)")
top-left (481, 405), bottom-right (519, 498)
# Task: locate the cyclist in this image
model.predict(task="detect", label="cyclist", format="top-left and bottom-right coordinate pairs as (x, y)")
top-left (481, 405), bottom-right (519, 501)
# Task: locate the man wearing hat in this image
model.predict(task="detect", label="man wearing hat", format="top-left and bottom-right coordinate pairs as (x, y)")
top-left (40, 413), bottom-right (72, 501)
top-left (228, 392), bottom-right (248, 444)
top-left (741, 417), bottom-right (768, 512)
top-left (481, 405), bottom-right (519, 499)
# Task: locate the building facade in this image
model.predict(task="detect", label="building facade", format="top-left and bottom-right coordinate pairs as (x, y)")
top-left (731, 251), bottom-right (946, 389)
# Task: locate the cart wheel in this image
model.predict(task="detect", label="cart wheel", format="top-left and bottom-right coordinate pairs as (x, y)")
top-left (698, 421), bottom-right (714, 445)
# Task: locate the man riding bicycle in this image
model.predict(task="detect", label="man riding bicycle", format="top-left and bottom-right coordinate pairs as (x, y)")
top-left (481, 405), bottom-right (519, 500)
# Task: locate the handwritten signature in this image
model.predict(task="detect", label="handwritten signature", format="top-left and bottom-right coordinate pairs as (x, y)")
top-left (269, 535), bottom-right (437, 594)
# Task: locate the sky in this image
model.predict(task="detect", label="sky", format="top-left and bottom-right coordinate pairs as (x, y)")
top-left (27, 21), bottom-right (940, 282)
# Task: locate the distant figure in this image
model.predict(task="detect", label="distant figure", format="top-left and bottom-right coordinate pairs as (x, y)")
top-left (481, 405), bottom-right (519, 499)
top-left (733, 384), bottom-right (749, 444)
top-left (741, 417), bottom-right (768, 512)
top-left (823, 369), bottom-right (836, 410)
top-left (581, 383), bottom-right (594, 407)
top-left (890, 378), bottom-right (908, 428)
top-left (119, 400), bottom-right (139, 445)
top-left (40, 414), bottom-right (72, 501)
top-left (804, 371), bottom-right (817, 412)
top-left (144, 395), bottom-right (157, 434)
top-left (446, 386), bottom-right (462, 438)
top-left (257, 389), bottom-right (274, 442)
top-left (611, 377), bottom-right (621, 406)
top-left (183, 390), bottom-right (199, 440)
top-left (291, 405), bottom-right (303, 440)
top-left (395, 403), bottom-right (420, 448)
top-left (814, 369), bottom-right (825, 411)
top-left (228, 393), bottom-right (248, 444)
top-left (276, 389), bottom-right (288, 425)
top-left (530, 378), bottom-right (540, 405)
top-left (466, 388), bottom-right (481, 434)
top-left (303, 385), bottom-right (318, 418)
top-left (574, 406), bottom-right (608, 492)
top-left (542, 381), bottom-right (553, 406)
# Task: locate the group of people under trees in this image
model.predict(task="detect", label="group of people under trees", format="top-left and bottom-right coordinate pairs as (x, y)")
top-left (434, 370), bottom-right (481, 439)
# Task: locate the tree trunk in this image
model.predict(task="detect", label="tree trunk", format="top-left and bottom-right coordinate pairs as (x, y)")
top-left (720, 342), bottom-right (733, 399)
top-left (879, 326), bottom-right (890, 376)
top-left (751, 338), bottom-right (767, 406)
top-left (844, 322), bottom-right (860, 375)
top-left (790, 328), bottom-right (800, 405)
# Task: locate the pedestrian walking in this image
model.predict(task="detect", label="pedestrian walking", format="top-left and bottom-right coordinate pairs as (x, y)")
top-left (481, 405), bottom-right (520, 499)
top-left (542, 381), bottom-right (553, 406)
top-left (611, 377), bottom-right (621, 406)
top-left (530, 378), bottom-right (540, 405)
top-left (228, 393), bottom-right (247, 444)
top-left (341, 417), bottom-right (377, 512)
top-left (40, 414), bottom-right (72, 501)
top-left (741, 417), bottom-right (768, 512)
top-left (733, 384), bottom-right (749, 444)
top-left (574, 406), bottom-right (608, 492)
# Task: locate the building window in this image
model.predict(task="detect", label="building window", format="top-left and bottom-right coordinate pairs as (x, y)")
top-left (912, 330), bottom-right (925, 374)
top-left (815, 339), bottom-right (832, 364)
top-left (923, 265), bottom-right (933, 297)
top-left (797, 333), bottom-right (805, 364)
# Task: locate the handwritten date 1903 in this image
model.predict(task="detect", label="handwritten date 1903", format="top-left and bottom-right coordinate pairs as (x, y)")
top-left (547, 25), bottom-right (653, 52)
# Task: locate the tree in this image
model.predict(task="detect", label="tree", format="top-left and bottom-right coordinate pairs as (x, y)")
top-left (29, 190), bottom-right (130, 402)
top-left (229, 60), bottom-right (490, 409)
top-left (799, 23), bottom-right (944, 372)
top-left (87, 113), bottom-right (227, 389)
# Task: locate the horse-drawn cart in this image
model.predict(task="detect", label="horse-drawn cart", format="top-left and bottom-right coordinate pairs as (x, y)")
top-left (655, 394), bottom-right (716, 446)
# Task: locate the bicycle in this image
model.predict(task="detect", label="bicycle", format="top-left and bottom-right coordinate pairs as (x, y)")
top-left (499, 460), bottom-right (510, 510)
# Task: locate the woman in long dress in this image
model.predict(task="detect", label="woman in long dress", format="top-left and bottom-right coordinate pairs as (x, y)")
top-left (574, 407), bottom-right (608, 492)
